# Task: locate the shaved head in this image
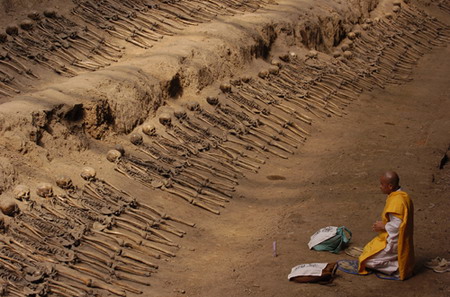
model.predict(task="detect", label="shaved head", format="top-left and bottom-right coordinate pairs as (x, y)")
top-left (383, 171), bottom-right (399, 187)
top-left (379, 171), bottom-right (400, 194)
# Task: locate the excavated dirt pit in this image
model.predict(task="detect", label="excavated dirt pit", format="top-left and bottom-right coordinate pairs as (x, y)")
top-left (0, 0), bottom-right (449, 296)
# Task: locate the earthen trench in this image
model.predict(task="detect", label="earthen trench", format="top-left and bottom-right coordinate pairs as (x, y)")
top-left (0, 0), bottom-right (449, 296)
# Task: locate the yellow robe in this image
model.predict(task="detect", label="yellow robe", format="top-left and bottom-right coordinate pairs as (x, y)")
top-left (358, 190), bottom-right (414, 280)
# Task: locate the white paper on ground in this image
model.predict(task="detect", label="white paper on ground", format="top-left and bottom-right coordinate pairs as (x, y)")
top-left (288, 263), bottom-right (328, 279)
top-left (307, 226), bottom-right (338, 249)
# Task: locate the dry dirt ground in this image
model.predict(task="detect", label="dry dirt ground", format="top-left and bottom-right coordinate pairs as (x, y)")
top-left (151, 29), bottom-right (450, 297)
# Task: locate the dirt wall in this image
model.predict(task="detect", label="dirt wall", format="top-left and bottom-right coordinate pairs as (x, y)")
top-left (1, 0), bottom-right (379, 151)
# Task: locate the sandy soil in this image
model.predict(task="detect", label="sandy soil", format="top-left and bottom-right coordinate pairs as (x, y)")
top-left (150, 31), bottom-right (450, 297)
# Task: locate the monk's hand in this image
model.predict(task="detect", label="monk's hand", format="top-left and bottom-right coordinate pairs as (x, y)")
top-left (372, 221), bottom-right (386, 232)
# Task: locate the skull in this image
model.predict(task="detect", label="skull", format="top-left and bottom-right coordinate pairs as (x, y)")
top-left (27, 11), bottom-right (40, 20)
top-left (43, 9), bottom-right (57, 18)
top-left (142, 123), bottom-right (157, 136)
top-left (159, 113), bottom-right (172, 126)
top-left (13, 185), bottom-right (30, 201)
top-left (279, 54), bottom-right (290, 62)
top-left (106, 149), bottom-right (122, 162)
top-left (206, 96), bottom-right (219, 106)
top-left (271, 59), bottom-right (282, 67)
top-left (258, 70), bottom-right (269, 79)
top-left (5, 26), bottom-right (19, 36)
top-left (55, 175), bottom-right (73, 190)
top-left (219, 83), bottom-right (232, 93)
top-left (306, 50), bottom-right (318, 59)
top-left (268, 66), bottom-right (279, 75)
top-left (0, 196), bottom-right (19, 216)
top-left (347, 32), bottom-right (356, 40)
top-left (230, 79), bottom-right (242, 86)
top-left (19, 19), bottom-right (33, 31)
top-left (173, 107), bottom-right (187, 119)
top-left (343, 51), bottom-right (353, 59)
top-left (289, 51), bottom-right (297, 58)
top-left (185, 101), bottom-right (200, 111)
top-left (240, 75), bottom-right (252, 83)
top-left (80, 167), bottom-right (96, 181)
top-left (36, 183), bottom-right (53, 198)
top-left (130, 134), bottom-right (143, 145)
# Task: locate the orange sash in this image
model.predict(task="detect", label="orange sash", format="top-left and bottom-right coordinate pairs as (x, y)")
top-left (358, 191), bottom-right (414, 280)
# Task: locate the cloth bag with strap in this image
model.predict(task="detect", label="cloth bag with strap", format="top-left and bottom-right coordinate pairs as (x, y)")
top-left (310, 226), bottom-right (352, 254)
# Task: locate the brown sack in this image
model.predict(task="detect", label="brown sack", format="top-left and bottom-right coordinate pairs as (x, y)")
top-left (289, 262), bottom-right (338, 284)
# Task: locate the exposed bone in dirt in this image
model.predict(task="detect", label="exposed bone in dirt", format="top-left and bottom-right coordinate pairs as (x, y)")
top-left (0, 0), bottom-right (449, 296)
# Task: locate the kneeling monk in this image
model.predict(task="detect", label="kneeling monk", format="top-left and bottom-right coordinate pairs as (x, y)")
top-left (358, 171), bottom-right (414, 280)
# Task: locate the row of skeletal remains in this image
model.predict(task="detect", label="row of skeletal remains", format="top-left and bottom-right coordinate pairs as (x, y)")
top-left (437, 0), bottom-right (450, 14)
top-left (0, 0), bottom-right (268, 98)
top-left (71, 0), bottom-right (266, 48)
top-left (0, 167), bottom-right (195, 296)
top-left (104, 2), bottom-right (450, 216)
top-left (0, 3), bottom-right (448, 296)
top-left (0, 10), bottom-right (124, 95)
